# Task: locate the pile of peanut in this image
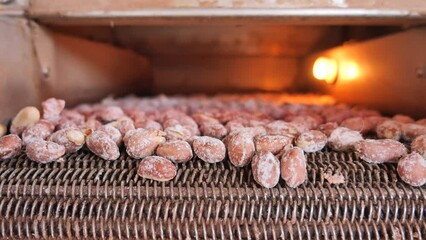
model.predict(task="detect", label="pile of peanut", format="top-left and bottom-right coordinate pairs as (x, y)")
top-left (0, 95), bottom-right (425, 188)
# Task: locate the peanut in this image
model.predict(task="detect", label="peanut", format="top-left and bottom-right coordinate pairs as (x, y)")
top-left (0, 134), bottom-right (22, 159)
top-left (108, 117), bottom-right (135, 136)
top-left (265, 120), bottom-right (298, 137)
top-left (98, 125), bottom-right (122, 145)
top-left (156, 140), bottom-right (193, 163)
top-left (10, 106), bottom-right (40, 135)
top-left (41, 98), bottom-right (65, 124)
top-left (0, 124), bottom-right (6, 137)
top-left (401, 123), bottom-right (426, 141)
top-left (411, 135), bottom-right (426, 158)
top-left (376, 120), bottom-right (402, 140)
top-left (86, 131), bottom-right (120, 160)
top-left (354, 139), bottom-right (407, 163)
top-left (21, 120), bottom-right (55, 145)
top-left (317, 122), bottom-right (338, 137)
top-left (193, 136), bottom-right (226, 163)
top-left (137, 156), bottom-right (177, 181)
top-left (252, 151), bottom-right (280, 188)
top-left (97, 106), bottom-right (125, 122)
top-left (254, 135), bottom-right (292, 154)
top-left (295, 130), bottom-right (327, 153)
top-left (124, 129), bottom-right (166, 159)
top-left (227, 131), bottom-right (255, 167)
top-left (49, 128), bottom-right (85, 153)
top-left (26, 140), bottom-right (65, 163)
top-left (392, 114), bottom-right (414, 124)
top-left (280, 147), bottom-right (307, 188)
top-left (328, 127), bottom-right (363, 151)
top-left (397, 152), bottom-right (426, 187)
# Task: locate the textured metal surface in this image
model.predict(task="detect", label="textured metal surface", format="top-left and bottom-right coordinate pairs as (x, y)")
top-left (0, 150), bottom-right (425, 239)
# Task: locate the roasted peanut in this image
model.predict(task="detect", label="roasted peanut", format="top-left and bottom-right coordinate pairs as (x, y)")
top-left (0, 134), bottom-right (22, 159)
top-left (137, 156), bottom-right (177, 181)
top-left (280, 147), bottom-right (307, 188)
top-left (193, 113), bottom-right (227, 139)
top-left (49, 128), bottom-right (85, 153)
top-left (86, 131), bottom-right (120, 160)
top-left (411, 135), bottom-right (426, 158)
top-left (98, 125), bottom-right (122, 145)
top-left (0, 124), bottom-right (6, 137)
top-left (254, 135), bottom-right (292, 154)
top-left (108, 117), bottom-right (135, 136)
top-left (135, 118), bottom-right (163, 130)
top-left (97, 106), bottom-right (125, 122)
top-left (401, 123), bottom-right (426, 141)
top-left (26, 140), bottom-right (65, 163)
top-left (10, 106), bottom-right (40, 135)
top-left (227, 131), bottom-right (255, 167)
top-left (416, 118), bottom-right (426, 126)
top-left (340, 117), bottom-right (379, 133)
top-left (354, 139), bottom-right (407, 163)
top-left (41, 98), bottom-right (65, 125)
top-left (295, 130), bottom-right (327, 153)
top-left (265, 120), bottom-right (298, 137)
top-left (397, 152), bottom-right (426, 187)
top-left (376, 120), bottom-right (402, 140)
top-left (164, 124), bottom-right (193, 141)
top-left (21, 120), bottom-right (55, 145)
top-left (156, 140), bottom-right (193, 163)
top-left (193, 136), bottom-right (226, 163)
top-left (328, 127), bottom-right (363, 151)
top-left (317, 122), bottom-right (338, 137)
top-left (392, 114), bottom-right (414, 124)
top-left (124, 129), bottom-right (166, 159)
top-left (252, 151), bottom-right (280, 188)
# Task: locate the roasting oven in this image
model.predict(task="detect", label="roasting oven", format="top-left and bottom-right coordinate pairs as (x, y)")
top-left (1, 1), bottom-right (426, 239)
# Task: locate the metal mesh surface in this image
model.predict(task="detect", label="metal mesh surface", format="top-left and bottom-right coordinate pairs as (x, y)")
top-left (0, 150), bottom-right (425, 239)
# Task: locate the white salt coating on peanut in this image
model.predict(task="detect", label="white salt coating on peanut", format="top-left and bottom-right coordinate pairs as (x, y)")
top-left (49, 128), bottom-right (85, 153)
top-left (21, 120), bottom-right (55, 145)
top-left (376, 120), bottom-right (402, 140)
top-left (295, 130), bottom-right (327, 153)
top-left (254, 135), bottom-right (292, 154)
top-left (397, 152), bottom-right (426, 187)
top-left (41, 98), bottom-right (65, 124)
top-left (354, 139), bottom-right (407, 163)
top-left (108, 117), bottom-right (135, 136)
top-left (280, 147), bottom-right (307, 188)
top-left (227, 131), bottom-right (255, 167)
top-left (193, 136), bottom-right (226, 163)
top-left (324, 173), bottom-right (345, 184)
top-left (392, 114), bottom-right (414, 124)
top-left (124, 129), bottom-right (166, 159)
top-left (10, 106), bottom-right (40, 135)
top-left (26, 140), bottom-right (65, 163)
top-left (252, 151), bottom-right (280, 188)
top-left (137, 156), bottom-right (177, 181)
top-left (401, 123), bottom-right (426, 141)
top-left (317, 122), bottom-right (338, 137)
top-left (411, 135), bottom-right (426, 158)
top-left (265, 120), bottom-right (298, 136)
top-left (98, 125), bottom-right (122, 145)
top-left (98, 106), bottom-right (125, 122)
top-left (328, 127), bottom-right (363, 151)
top-left (156, 140), bottom-right (193, 163)
top-left (0, 134), bottom-right (22, 159)
top-left (86, 131), bottom-right (120, 160)
top-left (165, 124), bottom-right (192, 141)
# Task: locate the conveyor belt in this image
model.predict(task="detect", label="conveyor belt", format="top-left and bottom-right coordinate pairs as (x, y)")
top-left (0, 150), bottom-right (424, 239)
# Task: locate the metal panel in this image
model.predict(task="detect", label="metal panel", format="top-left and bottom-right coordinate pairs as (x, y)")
top-left (301, 27), bottom-right (426, 118)
top-left (28, 0), bottom-right (426, 26)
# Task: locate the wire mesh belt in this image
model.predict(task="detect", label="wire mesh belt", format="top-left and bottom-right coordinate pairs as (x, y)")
top-left (0, 150), bottom-right (425, 239)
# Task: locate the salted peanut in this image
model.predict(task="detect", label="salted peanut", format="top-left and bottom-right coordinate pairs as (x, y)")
top-left (97, 106), bottom-right (125, 122)
top-left (98, 125), bottom-right (122, 145)
top-left (288, 115), bottom-right (322, 130)
top-left (376, 120), bottom-right (402, 140)
top-left (168, 115), bottom-right (200, 136)
top-left (84, 118), bottom-right (102, 130)
top-left (280, 147), bottom-right (307, 188)
top-left (392, 114), bottom-right (415, 124)
top-left (0, 124), bottom-right (6, 137)
top-left (41, 98), bottom-right (65, 124)
top-left (59, 109), bottom-right (85, 125)
top-left (73, 103), bottom-right (94, 119)
top-left (21, 120), bottom-right (55, 145)
top-left (26, 140), bottom-right (65, 163)
top-left (295, 130), bottom-right (327, 153)
top-left (252, 151), bottom-right (280, 188)
top-left (86, 131), bottom-right (120, 160)
top-left (328, 127), bottom-right (363, 151)
top-left (137, 156), bottom-right (177, 181)
top-left (193, 114), bottom-right (228, 139)
top-left (156, 140), bottom-right (193, 163)
top-left (225, 119), bottom-right (246, 133)
top-left (227, 131), bottom-right (255, 167)
top-left (124, 129), bottom-right (166, 159)
top-left (354, 139), bottom-right (407, 163)
top-left (108, 117), bottom-right (135, 136)
top-left (10, 106), bottom-right (40, 135)
top-left (397, 152), bottom-right (426, 187)
top-left (254, 135), bottom-right (292, 154)
top-left (401, 123), bottom-right (426, 141)
top-left (49, 128), bottom-right (85, 153)
top-left (0, 134), bottom-right (22, 159)
top-left (411, 135), bottom-right (426, 158)
top-left (265, 120), bottom-right (298, 136)
top-left (416, 119), bottom-right (426, 126)
top-left (340, 116), bottom-right (385, 134)
top-left (164, 124), bottom-right (192, 141)
top-left (193, 136), bottom-right (226, 163)
top-left (135, 118), bottom-right (163, 130)
top-left (317, 122), bottom-right (338, 137)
